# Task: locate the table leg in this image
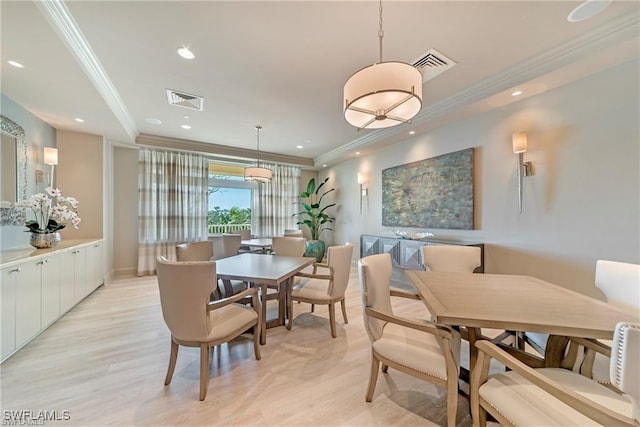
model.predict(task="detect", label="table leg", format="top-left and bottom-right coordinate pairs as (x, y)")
top-left (260, 283), bottom-right (267, 345)
top-left (277, 279), bottom-right (288, 326)
top-left (468, 327), bottom-right (481, 371)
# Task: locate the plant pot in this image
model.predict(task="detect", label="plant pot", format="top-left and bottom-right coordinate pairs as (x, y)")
top-left (304, 240), bottom-right (326, 262)
top-left (30, 232), bottom-right (61, 249)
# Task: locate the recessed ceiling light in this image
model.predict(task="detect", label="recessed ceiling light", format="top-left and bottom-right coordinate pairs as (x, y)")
top-left (177, 46), bottom-right (195, 60)
top-left (74, 118), bottom-right (84, 123)
top-left (409, 131), bottom-right (416, 135)
top-left (145, 118), bottom-right (162, 125)
top-left (323, 164), bottom-right (327, 167)
top-left (511, 90), bottom-right (523, 97)
top-left (567, 0), bottom-right (612, 23)
top-left (355, 152), bottom-right (360, 155)
top-left (296, 145), bottom-right (303, 149)
top-left (181, 124), bottom-right (191, 130)
top-left (183, 115), bottom-right (189, 119)
top-left (8, 60), bottom-right (24, 68)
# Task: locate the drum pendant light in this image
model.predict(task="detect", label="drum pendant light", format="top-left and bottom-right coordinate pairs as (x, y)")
top-left (343, 1), bottom-right (423, 130)
top-left (244, 125), bottom-right (273, 183)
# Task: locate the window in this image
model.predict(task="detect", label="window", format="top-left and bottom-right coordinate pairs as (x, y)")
top-left (208, 163), bottom-right (252, 235)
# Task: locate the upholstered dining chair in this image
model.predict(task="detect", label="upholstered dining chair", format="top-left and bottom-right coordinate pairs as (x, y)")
top-left (421, 245), bottom-right (481, 273)
top-left (176, 241), bottom-right (214, 262)
top-left (221, 233), bottom-right (243, 258)
top-left (177, 240), bottom-right (247, 299)
top-left (287, 243), bottom-right (353, 338)
top-left (583, 260), bottom-right (640, 384)
top-left (358, 253), bottom-right (461, 427)
top-left (470, 322), bottom-right (639, 427)
top-left (155, 256), bottom-right (261, 401)
top-left (271, 236), bottom-right (306, 257)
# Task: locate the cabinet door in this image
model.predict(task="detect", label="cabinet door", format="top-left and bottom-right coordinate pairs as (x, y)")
top-left (360, 235), bottom-right (379, 258)
top-left (399, 240), bottom-right (426, 271)
top-left (1, 266), bottom-right (18, 361)
top-left (15, 261), bottom-right (42, 347)
top-left (73, 248), bottom-right (88, 303)
top-left (86, 241), bottom-right (104, 292)
top-left (59, 250), bottom-right (75, 314)
top-left (40, 255), bottom-right (61, 328)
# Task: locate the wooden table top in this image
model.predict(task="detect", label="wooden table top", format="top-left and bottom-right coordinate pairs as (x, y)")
top-left (241, 238), bottom-right (273, 248)
top-left (216, 253), bottom-right (314, 285)
top-left (406, 271), bottom-right (639, 340)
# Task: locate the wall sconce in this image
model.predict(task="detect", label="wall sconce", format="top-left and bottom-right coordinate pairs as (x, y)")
top-left (44, 147), bottom-right (58, 188)
top-left (512, 132), bottom-right (534, 213)
top-left (357, 173), bottom-right (368, 213)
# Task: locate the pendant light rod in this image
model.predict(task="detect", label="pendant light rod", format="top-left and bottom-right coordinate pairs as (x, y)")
top-left (378, 0), bottom-right (384, 63)
top-left (255, 125), bottom-right (262, 167)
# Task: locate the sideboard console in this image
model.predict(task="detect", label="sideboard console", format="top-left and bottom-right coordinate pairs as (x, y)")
top-left (360, 234), bottom-right (484, 288)
top-left (0, 239), bottom-right (104, 363)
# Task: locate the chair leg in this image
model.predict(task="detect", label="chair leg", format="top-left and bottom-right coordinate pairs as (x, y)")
top-left (329, 302), bottom-right (337, 338)
top-left (365, 352), bottom-right (380, 402)
top-left (311, 303), bottom-right (315, 312)
top-left (164, 338), bottom-right (179, 385)
top-left (381, 364), bottom-right (388, 373)
top-left (446, 376), bottom-right (458, 427)
top-left (286, 290), bottom-right (293, 331)
top-left (253, 322), bottom-right (262, 361)
top-left (199, 344), bottom-right (210, 401)
top-left (340, 299), bottom-right (348, 324)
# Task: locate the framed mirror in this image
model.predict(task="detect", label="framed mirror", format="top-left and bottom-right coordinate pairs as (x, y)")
top-left (0, 115), bottom-right (27, 226)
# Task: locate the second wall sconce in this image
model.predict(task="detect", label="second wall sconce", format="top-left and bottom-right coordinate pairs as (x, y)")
top-left (357, 173), bottom-right (368, 213)
top-left (44, 147), bottom-right (58, 188)
top-left (512, 132), bottom-right (534, 213)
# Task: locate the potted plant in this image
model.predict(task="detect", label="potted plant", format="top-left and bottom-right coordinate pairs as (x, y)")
top-left (14, 187), bottom-right (81, 248)
top-left (293, 177), bottom-right (336, 261)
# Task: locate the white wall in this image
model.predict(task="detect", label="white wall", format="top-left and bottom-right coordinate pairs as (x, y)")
top-left (323, 61), bottom-right (639, 299)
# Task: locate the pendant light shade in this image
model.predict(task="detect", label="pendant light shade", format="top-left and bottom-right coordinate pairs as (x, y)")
top-left (343, 1), bottom-right (423, 130)
top-left (344, 61), bottom-right (423, 129)
top-left (244, 125), bottom-right (272, 183)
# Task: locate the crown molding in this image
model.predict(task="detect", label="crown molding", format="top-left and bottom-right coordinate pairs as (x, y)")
top-left (314, 12), bottom-right (640, 167)
top-left (136, 134), bottom-right (315, 168)
top-left (36, 0), bottom-right (138, 143)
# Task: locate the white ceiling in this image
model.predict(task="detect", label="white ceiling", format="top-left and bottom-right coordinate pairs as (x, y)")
top-left (1, 1), bottom-right (638, 168)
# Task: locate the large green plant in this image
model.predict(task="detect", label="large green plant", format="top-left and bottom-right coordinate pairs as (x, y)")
top-left (293, 177), bottom-right (336, 240)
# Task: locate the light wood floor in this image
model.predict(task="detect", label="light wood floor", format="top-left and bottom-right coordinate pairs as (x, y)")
top-left (1, 265), bottom-right (483, 426)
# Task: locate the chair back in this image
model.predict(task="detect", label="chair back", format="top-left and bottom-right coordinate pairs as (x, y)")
top-left (421, 245), bottom-right (481, 272)
top-left (176, 241), bottom-right (214, 262)
top-left (238, 229), bottom-right (251, 240)
top-left (271, 236), bottom-right (306, 257)
top-left (221, 234), bottom-right (242, 258)
top-left (595, 260), bottom-right (640, 311)
top-left (358, 253), bottom-right (393, 342)
top-left (284, 229), bottom-right (303, 237)
top-left (156, 257), bottom-right (216, 342)
top-left (327, 243), bottom-right (353, 299)
top-left (610, 322), bottom-right (640, 422)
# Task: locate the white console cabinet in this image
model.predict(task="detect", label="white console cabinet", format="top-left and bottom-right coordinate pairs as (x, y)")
top-left (0, 239), bottom-right (104, 363)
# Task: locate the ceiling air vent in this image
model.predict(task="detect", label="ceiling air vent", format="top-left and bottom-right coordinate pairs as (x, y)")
top-left (165, 89), bottom-right (204, 111)
top-left (412, 48), bottom-right (456, 83)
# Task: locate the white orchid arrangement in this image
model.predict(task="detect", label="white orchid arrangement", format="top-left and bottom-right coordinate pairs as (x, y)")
top-left (14, 187), bottom-right (81, 234)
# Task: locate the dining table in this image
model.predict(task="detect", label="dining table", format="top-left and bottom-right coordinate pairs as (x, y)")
top-left (241, 238), bottom-right (273, 254)
top-left (215, 253), bottom-right (315, 344)
top-left (406, 271), bottom-right (640, 376)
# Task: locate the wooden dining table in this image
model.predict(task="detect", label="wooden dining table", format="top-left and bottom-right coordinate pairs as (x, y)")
top-left (406, 271), bottom-right (640, 372)
top-left (241, 238), bottom-right (273, 254)
top-left (215, 253), bottom-right (315, 344)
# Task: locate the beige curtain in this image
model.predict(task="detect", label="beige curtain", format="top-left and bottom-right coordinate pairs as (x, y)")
top-left (137, 149), bottom-right (208, 275)
top-left (251, 163), bottom-right (300, 238)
